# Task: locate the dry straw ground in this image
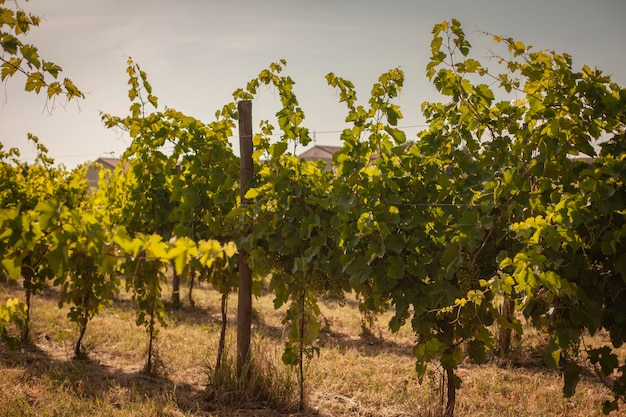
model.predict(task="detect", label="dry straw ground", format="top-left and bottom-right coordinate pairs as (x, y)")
top-left (0, 280), bottom-right (621, 416)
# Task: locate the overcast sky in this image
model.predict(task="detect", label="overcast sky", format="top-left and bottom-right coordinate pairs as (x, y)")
top-left (2, 0), bottom-right (625, 168)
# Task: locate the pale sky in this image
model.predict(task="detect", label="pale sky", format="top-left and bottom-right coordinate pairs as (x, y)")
top-left (2, 0), bottom-right (625, 168)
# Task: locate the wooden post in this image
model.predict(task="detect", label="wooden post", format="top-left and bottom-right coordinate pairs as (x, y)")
top-left (237, 100), bottom-right (253, 377)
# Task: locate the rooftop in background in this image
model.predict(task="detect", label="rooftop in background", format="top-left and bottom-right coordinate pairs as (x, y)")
top-left (298, 145), bottom-right (342, 170)
top-left (86, 157), bottom-right (122, 188)
top-left (85, 145), bottom-right (344, 183)
top-left (95, 158), bottom-right (122, 170)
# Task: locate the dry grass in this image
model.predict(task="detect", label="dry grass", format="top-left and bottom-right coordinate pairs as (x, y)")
top-left (0, 280), bottom-right (622, 416)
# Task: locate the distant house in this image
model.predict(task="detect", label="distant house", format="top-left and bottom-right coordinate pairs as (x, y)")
top-left (86, 157), bottom-right (121, 188)
top-left (298, 145), bottom-right (342, 170)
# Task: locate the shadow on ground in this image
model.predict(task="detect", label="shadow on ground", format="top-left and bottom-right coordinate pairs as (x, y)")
top-left (0, 342), bottom-right (210, 414)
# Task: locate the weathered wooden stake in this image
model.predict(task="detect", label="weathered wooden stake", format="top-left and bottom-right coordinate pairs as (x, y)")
top-left (237, 100), bottom-right (253, 377)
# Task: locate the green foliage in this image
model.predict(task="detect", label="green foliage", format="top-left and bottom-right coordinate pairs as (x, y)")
top-left (1, 0), bottom-right (86, 341)
top-left (236, 62), bottom-right (345, 408)
top-left (0, 136), bottom-right (91, 341)
top-left (2, 12), bottom-right (626, 415)
top-left (501, 135), bottom-right (626, 410)
top-left (326, 49), bottom-right (503, 411)
top-left (101, 58), bottom-right (241, 303)
top-left (413, 19), bottom-right (626, 414)
top-left (0, 0), bottom-right (83, 102)
top-left (0, 297), bottom-right (27, 348)
top-left (0, 137), bottom-right (236, 362)
top-left (234, 23), bottom-right (626, 414)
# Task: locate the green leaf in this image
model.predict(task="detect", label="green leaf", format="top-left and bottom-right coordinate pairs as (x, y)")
top-left (35, 199), bottom-right (60, 230)
top-left (1, 57), bottom-right (21, 81)
top-left (20, 44), bottom-right (41, 68)
top-left (475, 83), bottom-right (494, 106)
top-left (42, 61), bottom-right (62, 78)
top-left (25, 71), bottom-right (45, 93)
top-left (387, 256), bottom-right (405, 280)
top-left (386, 107), bottom-right (399, 126)
top-left (198, 240), bottom-right (224, 267)
top-left (0, 9), bottom-right (16, 27)
top-left (281, 344), bottom-right (299, 365)
top-left (1, 257), bottom-right (21, 280)
top-left (384, 126), bottom-right (406, 144)
top-left (271, 141), bottom-right (288, 159)
top-left (223, 242), bottom-right (237, 258)
top-left (63, 78), bottom-right (82, 99)
top-left (588, 346), bottom-right (619, 379)
top-left (466, 339), bottom-right (487, 364)
top-left (129, 122), bottom-right (141, 138)
top-left (46, 81), bottom-right (63, 99)
top-left (463, 58), bottom-right (481, 73)
top-left (244, 187), bottom-right (260, 199)
top-left (544, 338), bottom-right (561, 368)
top-left (167, 237), bottom-right (197, 274)
top-left (1, 33), bottom-right (20, 55)
top-left (563, 363), bottom-right (583, 397)
top-left (430, 33), bottom-right (443, 55)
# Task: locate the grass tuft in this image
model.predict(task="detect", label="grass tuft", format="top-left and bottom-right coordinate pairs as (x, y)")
top-left (205, 336), bottom-right (300, 414)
